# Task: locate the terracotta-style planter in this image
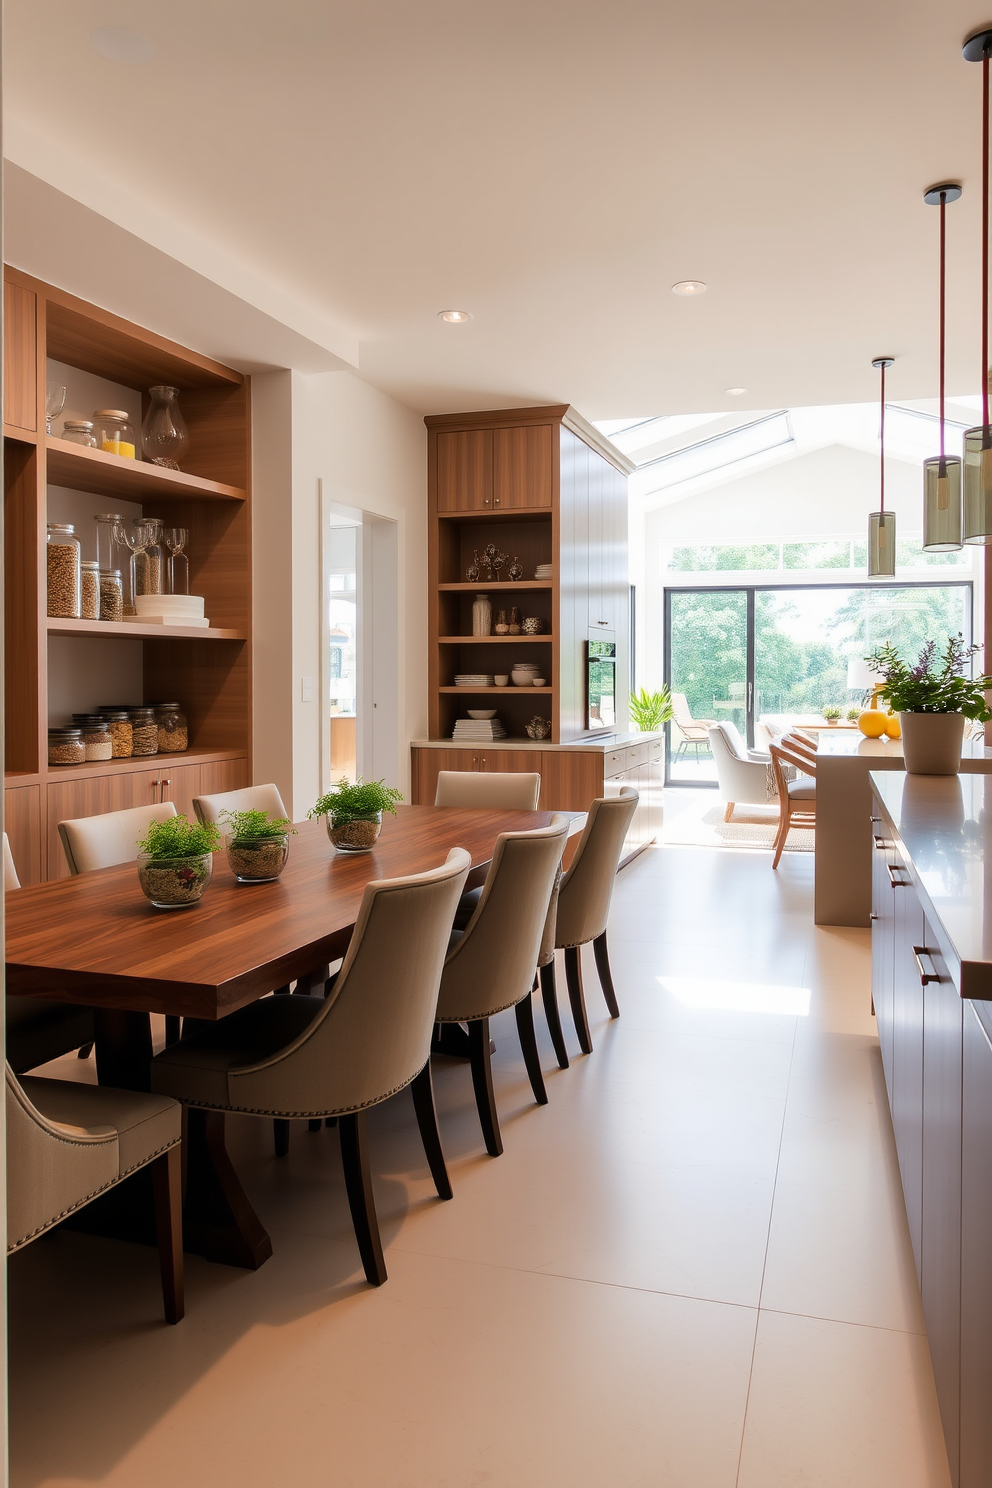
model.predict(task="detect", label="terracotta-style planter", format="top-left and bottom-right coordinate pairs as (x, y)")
top-left (898, 712), bottom-right (965, 775)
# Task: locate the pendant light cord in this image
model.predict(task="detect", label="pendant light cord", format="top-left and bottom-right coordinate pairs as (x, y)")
top-left (940, 189), bottom-right (947, 465)
top-left (879, 360), bottom-right (886, 516)
top-left (984, 52), bottom-right (989, 430)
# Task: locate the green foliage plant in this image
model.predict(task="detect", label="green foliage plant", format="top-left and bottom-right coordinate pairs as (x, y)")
top-left (846, 706), bottom-right (861, 722)
top-left (629, 686), bottom-right (674, 732)
top-left (218, 808), bottom-right (296, 840)
top-left (864, 636), bottom-right (992, 720)
top-left (137, 814), bottom-right (221, 859)
top-left (821, 705), bottom-right (842, 721)
top-left (308, 778), bottom-right (403, 824)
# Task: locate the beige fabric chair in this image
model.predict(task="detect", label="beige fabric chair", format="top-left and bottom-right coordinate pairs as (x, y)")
top-left (58, 800), bottom-right (178, 876)
top-left (435, 771), bottom-right (541, 810)
top-left (192, 782), bottom-right (289, 826)
top-left (769, 734), bottom-right (816, 869)
top-left (709, 722), bottom-right (775, 822)
top-left (436, 817), bottom-right (569, 1156)
top-left (4, 834), bottom-right (96, 1074)
top-left (151, 847), bottom-right (471, 1287)
top-left (6, 1064), bottom-right (184, 1323)
top-left (541, 788), bottom-right (638, 1057)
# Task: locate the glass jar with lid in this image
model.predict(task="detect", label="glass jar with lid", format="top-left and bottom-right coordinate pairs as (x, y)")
top-left (93, 410), bottom-right (137, 459)
top-left (99, 568), bottom-right (123, 622)
top-left (79, 719), bottom-right (112, 762)
top-left (80, 560), bottom-right (100, 620)
top-left (62, 419), bottom-right (97, 448)
top-left (48, 727), bottom-right (85, 766)
top-left (46, 523), bottom-right (81, 618)
top-left (97, 708), bottom-right (133, 758)
top-left (129, 707), bottom-right (159, 756)
top-left (149, 701), bottom-right (188, 753)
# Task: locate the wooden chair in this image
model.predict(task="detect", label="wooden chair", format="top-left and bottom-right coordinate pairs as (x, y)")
top-left (768, 734), bottom-right (817, 869)
top-left (7, 1063), bottom-right (184, 1323)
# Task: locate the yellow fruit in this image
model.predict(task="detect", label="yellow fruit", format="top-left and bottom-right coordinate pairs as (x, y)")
top-left (857, 709), bottom-right (887, 738)
top-left (882, 712), bottom-right (901, 739)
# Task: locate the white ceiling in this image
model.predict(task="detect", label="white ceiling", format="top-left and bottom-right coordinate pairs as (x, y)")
top-left (5, 0), bottom-right (992, 417)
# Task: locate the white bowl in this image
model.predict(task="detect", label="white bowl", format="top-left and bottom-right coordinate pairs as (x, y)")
top-left (494, 675), bottom-right (509, 686)
top-left (467, 709), bottom-right (497, 720)
top-left (532, 678), bottom-right (547, 687)
top-left (511, 670), bottom-right (537, 686)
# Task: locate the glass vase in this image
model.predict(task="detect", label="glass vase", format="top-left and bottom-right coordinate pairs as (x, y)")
top-left (326, 812), bottom-right (382, 853)
top-left (137, 851), bottom-right (213, 909)
top-left (227, 834), bottom-right (290, 883)
top-left (142, 385), bottom-right (189, 470)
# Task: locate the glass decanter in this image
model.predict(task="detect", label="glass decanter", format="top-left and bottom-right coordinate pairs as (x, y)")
top-left (141, 385), bottom-right (189, 470)
top-left (163, 527), bottom-right (189, 595)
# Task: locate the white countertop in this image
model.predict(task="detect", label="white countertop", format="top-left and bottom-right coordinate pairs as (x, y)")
top-left (820, 732), bottom-right (992, 762)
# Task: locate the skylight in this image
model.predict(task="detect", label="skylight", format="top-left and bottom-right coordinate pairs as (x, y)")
top-left (633, 411), bottom-right (793, 494)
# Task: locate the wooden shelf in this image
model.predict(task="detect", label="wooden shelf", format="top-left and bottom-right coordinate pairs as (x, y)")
top-left (42, 746), bottom-right (247, 784)
top-left (46, 618), bottom-right (247, 642)
top-left (4, 425), bottom-right (39, 446)
top-left (46, 439), bottom-right (246, 504)
top-left (440, 686), bottom-right (553, 694)
top-left (438, 580), bottom-right (553, 591)
top-left (439, 634), bottom-right (551, 644)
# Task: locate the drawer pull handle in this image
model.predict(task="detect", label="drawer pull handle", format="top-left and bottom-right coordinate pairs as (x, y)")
top-left (873, 833), bottom-right (891, 850)
top-left (887, 864), bottom-right (910, 888)
top-left (870, 912), bottom-right (879, 921)
top-left (913, 947), bottom-right (941, 985)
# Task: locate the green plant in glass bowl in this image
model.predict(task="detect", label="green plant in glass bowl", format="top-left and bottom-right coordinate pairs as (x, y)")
top-left (219, 808), bottom-right (296, 883)
top-left (136, 814), bottom-right (220, 909)
top-left (822, 705), bottom-right (842, 723)
top-left (308, 778), bottom-right (403, 853)
top-left (629, 686), bottom-right (674, 733)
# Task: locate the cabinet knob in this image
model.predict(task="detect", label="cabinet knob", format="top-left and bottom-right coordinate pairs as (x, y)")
top-left (161, 779), bottom-right (171, 788)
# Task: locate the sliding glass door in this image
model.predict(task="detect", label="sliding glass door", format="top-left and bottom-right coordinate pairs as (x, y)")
top-left (664, 581), bottom-right (973, 787)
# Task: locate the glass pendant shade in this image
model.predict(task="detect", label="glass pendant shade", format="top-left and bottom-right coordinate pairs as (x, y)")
top-left (868, 511), bottom-right (896, 576)
top-left (923, 455), bottom-right (963, 549)
top-left (963, 425), bottom-right (992, 542)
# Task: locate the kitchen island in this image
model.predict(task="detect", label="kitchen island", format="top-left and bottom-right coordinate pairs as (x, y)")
top-left (870, 771), bottom-right (992, 1488)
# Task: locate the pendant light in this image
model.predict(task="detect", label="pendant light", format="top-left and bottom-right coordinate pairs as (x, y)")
top-left (923, 184), bottom-right (964, 549)
top-left (868, 356), bottom-right (896, 576)
top-left (963, 29), bottom-right (992, 542)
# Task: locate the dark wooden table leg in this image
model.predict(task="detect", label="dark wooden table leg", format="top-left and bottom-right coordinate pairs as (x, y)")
top-left (182, 1109), bottom-right (273, 1270)
top-left (94, 1008), bottom-right (153, 1090)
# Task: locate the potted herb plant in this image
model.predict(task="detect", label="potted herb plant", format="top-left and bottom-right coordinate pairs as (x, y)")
top-left (629, 686), bottom-right (674, 733)
top-left (864, 636), bottom-right (992, 775)
top-left (308, 778), bottom-right (403, 853)
top-left (846, 706), bottom-right (861, 723)
top-left (822, 705), bottom-right (842, 725)
top-left (136, 814), bottom-right (221, 909)
top-left (219, 808), bottom-right (296, 883)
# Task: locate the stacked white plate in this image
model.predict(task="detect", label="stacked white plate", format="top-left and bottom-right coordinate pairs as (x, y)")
top-left (453, 674), bottom-right (494, 687)
top-left (534, 564), bottom-right (553, 580)
top-left (453, 717), bottom-right (507, 740)
top-left (128, 594), bottom-right (210, 627)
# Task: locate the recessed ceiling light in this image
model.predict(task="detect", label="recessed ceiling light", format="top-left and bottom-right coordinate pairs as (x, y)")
top-left (89, 25), bottom-right (156, 64)
top-left (672, 280), bottom-right (707, 297)
top-left (725, 387), bottom-right (747, 396)
top-left (438, 310), bottom-right (471, 323)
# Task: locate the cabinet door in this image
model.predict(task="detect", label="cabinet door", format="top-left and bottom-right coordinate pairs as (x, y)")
top-left (158, 762), bottom-right (202, 819)
top-left (47, 768), bottom-right (162, 879)
top-left (195, 758), bottom-right (249, 800)
top-left (3, 278), bottom-right (37, 432)
top-left (539, 751), bottom-right (604, 812)
top-left (436, 430), bottom-right (493, 513)
top-left (891, 857), bottom-right (926, 1280)
top-left (492, 425), bottom-right (553, 511)
top-left (4, 785), bottom-right (42, 886)
top-left (920, 929), bottom-right (962, 1486)
top-left (871, 820), bottom-right (896, 1095)
top-left (412, 748), bottom-right (483, 805)
top-left (961, 1003), bottom-right (992, 1488)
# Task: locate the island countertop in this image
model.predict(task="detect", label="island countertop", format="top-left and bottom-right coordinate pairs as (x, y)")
top-left (871, 770), bottom-right (992, 1000)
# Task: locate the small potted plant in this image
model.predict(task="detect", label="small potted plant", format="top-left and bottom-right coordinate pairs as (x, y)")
top-left (219, 807), bottom-right (296, 883)
top-left (308, 778), bottom-right (403, 853)
top-left (822, 705), bottom-right (842, 725)
top-left (864, 635), bottom-right (992, 774)
top-left (846, 706), bottom-right (861, 723)
top-left (629, 686), bottom-right (674, 733)
top-left (136, 814), bottom-right (220, 909)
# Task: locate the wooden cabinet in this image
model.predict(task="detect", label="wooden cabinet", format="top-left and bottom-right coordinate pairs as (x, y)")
top-left (961, 1003), bottom-right (992, 1487)
top-left (4, 784), bottom-right (42, 886)
top-left (196, 757), bottom-right (249, 799)
top-left (871, 823), bottom-right (896, 1093)
top-left (3, 277), bottom-right (37, 433)
top-left (891, 861), bottom-right (925, 1278)
top-left (436, 430), bottom-right (493, 512)
top-left (492, 425), bottom-right (553, 510)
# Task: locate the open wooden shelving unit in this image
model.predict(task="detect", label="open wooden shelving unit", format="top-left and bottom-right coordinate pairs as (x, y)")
top-left (3, 267), bottom-right (252, 883)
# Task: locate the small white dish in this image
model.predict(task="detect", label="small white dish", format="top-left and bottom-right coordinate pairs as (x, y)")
top-left (532, 678), bottom-right (546, 687)
top-left (494, 674), bottom-right (509, 686)
top-left (467, 709), bottom-right (497, 720)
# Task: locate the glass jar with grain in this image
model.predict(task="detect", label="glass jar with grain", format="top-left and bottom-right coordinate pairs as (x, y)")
top-left (46, 524), bottom-right (81, 618)
top-left (80, 720), bottom-right (112, 762)
top-left (150, 701), bottom-right (188, 753)
top-left (48, 727), bottom-right (84, 766)
top-left (97, 708), bottom-right (133, 758)
top-left (129, 707), bottom-right (159, 756)
top-left (62, 419), bottom-right (97, 448)
top-left (80, 560), bottom-right (100, 620)
top-left (99, 568), bottom-right (124, 622)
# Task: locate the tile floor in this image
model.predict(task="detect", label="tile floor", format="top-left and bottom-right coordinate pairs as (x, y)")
top-left (8, 800), bottom-right (953, 1487)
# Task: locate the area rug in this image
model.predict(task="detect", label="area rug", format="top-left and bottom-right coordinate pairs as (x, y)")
top-left (660, 801), bottom-right (814, 854)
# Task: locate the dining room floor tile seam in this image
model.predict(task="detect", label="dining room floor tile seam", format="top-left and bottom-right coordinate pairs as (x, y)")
top-left (753, 1302), bottom-right (928, 1337)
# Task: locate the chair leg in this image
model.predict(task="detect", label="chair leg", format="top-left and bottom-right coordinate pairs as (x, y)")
top-left (467, 1017), bottom-right (503, 1156)
top-left (539, 963), bottom-right (570, 1070)
top-left (273, 1119), bottom-right (290, 1157)
top-left (410, 1062), bottom-right (453, 1199)
top-left (771, 809), bottom-right (791, 870)
top-left (564, 946), bottom-right (593, 1055)
top-left (164, 1016), bottom-right (182, 1047)
top-left (593, 932), bottom-right (621, 1020)
top-left (308, 1118), bottom-right (323, 1132)
top-left (150, 1145), bottom-right (185, 1325)
top-left (514, 992), bottom-right (548, 1105)
top-left (338, 1111), bottom-right (387, 1286)
top-left (77, 1042), bottom-right (94, 1060)
top-left (724, 801), bottom-right (735, 823)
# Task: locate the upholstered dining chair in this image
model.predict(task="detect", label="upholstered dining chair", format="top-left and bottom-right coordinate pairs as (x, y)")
top-left (434, 771), bottom-right (541, 809)
top-left (540, 787), bottom-right (639, 1057)
top-left (708, 722), bottom-right (774, 822)
top-left (768, 734), bottom-right (817, 869)
top-left (192, 782), bottom-right (289, 825)
top-left (4, 834), bottom-right (96, 1075)
top-left (6, 1063), bottom-right (184, 1323)
top-left (150, 848), bottom-right (471, 1287)
top-left (435, 816), bottom-right (569, 1157)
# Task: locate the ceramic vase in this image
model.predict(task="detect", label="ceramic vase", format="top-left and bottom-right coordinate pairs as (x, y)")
top-left (898, 712), bottom-right (965, 775)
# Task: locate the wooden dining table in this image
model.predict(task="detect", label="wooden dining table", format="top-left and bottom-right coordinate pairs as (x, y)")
top-left (6, 804), bottom-right (571, 1269)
